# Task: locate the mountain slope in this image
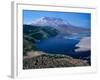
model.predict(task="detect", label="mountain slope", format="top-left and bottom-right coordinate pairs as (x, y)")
top-left (31, 17), bottom-right (90, 35)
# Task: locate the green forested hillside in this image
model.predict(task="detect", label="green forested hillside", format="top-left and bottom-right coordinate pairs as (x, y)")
top-left (23, 24), bottom-right (59, 55)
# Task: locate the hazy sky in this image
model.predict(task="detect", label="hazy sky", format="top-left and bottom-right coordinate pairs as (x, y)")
top-left (23, 10), bottom-right (91, 29)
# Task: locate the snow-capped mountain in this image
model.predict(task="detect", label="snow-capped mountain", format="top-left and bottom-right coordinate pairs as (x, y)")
top-left (31, 17), bottom-right (90, 35)
top-left (32, 17), bottom-right (68, 27)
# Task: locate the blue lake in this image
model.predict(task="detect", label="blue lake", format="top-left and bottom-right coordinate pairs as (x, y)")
top-left (37, 37), bottom-right (79, 54)
top-left (36, 37), bottom-right (90, 62)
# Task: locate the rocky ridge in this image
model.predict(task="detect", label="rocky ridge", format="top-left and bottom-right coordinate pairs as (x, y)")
top-left (23, 53), bottom-right (89, 69)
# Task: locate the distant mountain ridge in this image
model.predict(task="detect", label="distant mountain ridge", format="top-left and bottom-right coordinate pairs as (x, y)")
top-left (32, 17), bottom-right (67, 27)
top-left (31, 17), bottom-right (90, 35)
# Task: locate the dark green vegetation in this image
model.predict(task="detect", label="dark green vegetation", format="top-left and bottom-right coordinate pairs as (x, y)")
top-left (23, 24), bottom-right (59, 56)
top-left (23, 54), bottom-right (89, 69)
